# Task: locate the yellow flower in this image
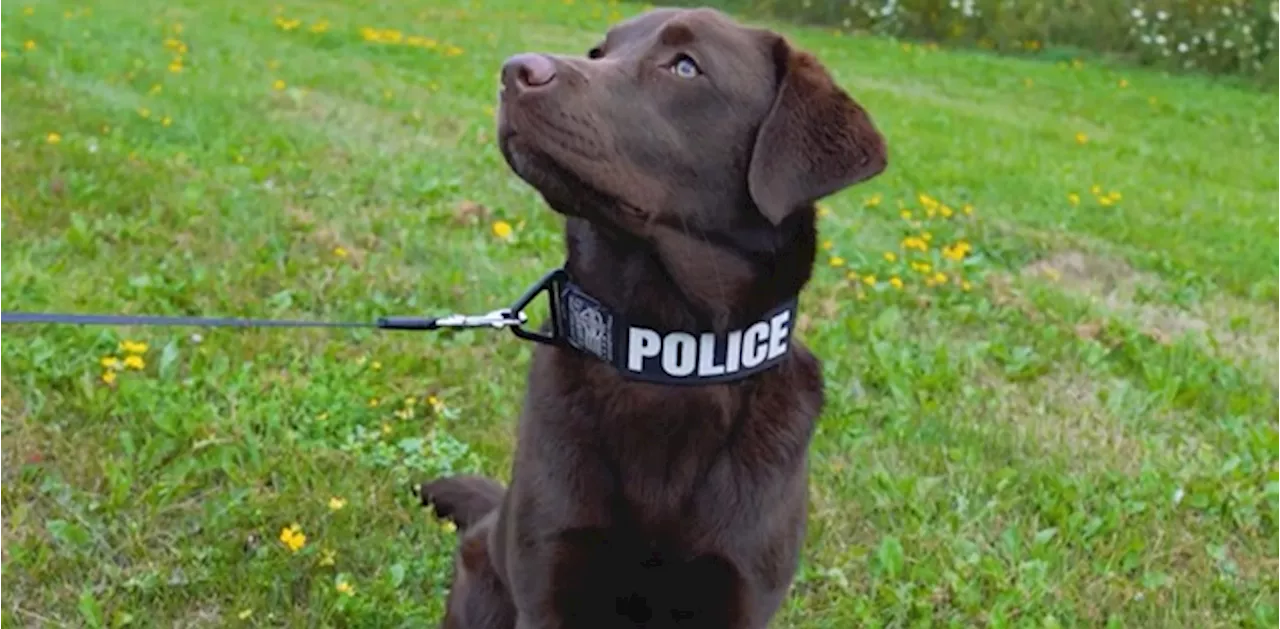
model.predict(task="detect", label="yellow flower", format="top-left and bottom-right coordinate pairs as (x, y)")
top-left (921, 232), bottom-right (932, 242)
top-left (961, 281), bottom-right (972, 291)
top-left (101, 370), bottom-right (117, 385)
top-left (328, 497), bottom-right (347, 511)
top-left (138, 107), bottom-right (152, 119)
top-left (1098, 197), bottom-right (1114, 207)
top-left (273, 79), bottom-right (286, 91)
top-left (864, 193), bottom-right (882, 208)
top-left (845, 271), bottom-right (859, 281)
top-left (168, 59), bottom-right (183, 73)
top-left (933, 272), bottom-right (948, 284)
top-left (821, 240), bottom-right (834, 251)
top-left (120, 340), bottom-right (148, 354)
top-left (889, 276), bottom-right (904, 289)
top-left (901, 237), bottom-right (928, 252)
top-left (309, 19), bottom-right (330, 33)
top-left (1090, 184), bottom-right (1102, 195)
top-left (23, 40), bottom-right (36, 51)
top-left (279, 524), bottom-right (306, 552)
top-left (900, 210), bottom-right (912, 220)
top-left (940, 205), bottom-right (954, 218)
top-left (161, 116), bottom-right (172, 127)
top-left (1118, 78), bottom-right (1129, 88)
top-left (444, 45), bottom-right (464, 56)
top-left (238, 609), bottom-right (253, 620)
top-left (45, 131), bottom-right (63, 144)
top-left (1067, 192), bottom-right (1080, 206)
top-left (441, 520), bottom-right (457, 534)
top-left (428, 395), bottom-right (446, 414)
top-left (332, 246), bottom-right (348, 258)
top-left (962, 204), bottom-right (974, 216)
top-left (816, 204), bottom-right (831, 218)
top-left (862, 275), bottom-right (877, 286)
top-left (917, 193), bottom-right (939, 210)
top-left (911, 261), bottom-right (933, 274)
top-left (123, 355), bottom-right (146, 370)
top-left (828, 256), bottom-right (845, 268)
top-left (491, 220), bottom-right (513, 240)
top-left (883, 252), bottom-right (897, 262)
top-left (1107, 191), bottom-right (1122, 202)
top-left (24, 6), bottom-right (35, 15)
top-left (335, 580), bottom-right (355, 596)
top-left (101, 356), bottom-right (124, 370)
top-left (368, 397), bottom-right (380, 407)
top-left (1074, 132), bottom-right (1088, 145)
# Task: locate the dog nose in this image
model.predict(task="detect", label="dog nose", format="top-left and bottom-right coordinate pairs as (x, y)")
top-left (502, 53), bottom-right (556, 90)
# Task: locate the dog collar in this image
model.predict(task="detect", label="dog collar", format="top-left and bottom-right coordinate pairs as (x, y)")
top-left (511, 268), bottom-right (798, 385)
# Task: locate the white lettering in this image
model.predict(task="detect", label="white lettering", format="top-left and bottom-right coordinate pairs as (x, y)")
top-left (628, 328), bottom-right (662, 372)
top-left (661, 332), bottom-right (697, 376)
top-left (724, 330), bottom-right (742, 373)
top-left (766, 310), bottom-right (791, 360)
top-left (696, 333), bottom-right (726, 376)
top-left (741, 322), bottom-right (770, 368)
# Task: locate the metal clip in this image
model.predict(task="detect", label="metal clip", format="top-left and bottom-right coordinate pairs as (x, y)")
top-left (432, 308), bottom-right (527, 330)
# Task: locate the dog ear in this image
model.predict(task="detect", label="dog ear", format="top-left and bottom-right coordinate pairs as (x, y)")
top-left (748, 36), bottom-right (887, 225)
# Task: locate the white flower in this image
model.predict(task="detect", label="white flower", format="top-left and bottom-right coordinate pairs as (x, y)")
top-left (1156, 10), bottom-right (1168, 20)
top-left (1177, 42), bottom-right (1188, 53)
top-left (1130, 7), bottom-right (1142, 18)
top-left (1155, 34), bottom-right (1167, 45)
top-left (1141, 35), bottom-right (1153, 44)
top-left (1224, 39), bottom-right (1234, 48)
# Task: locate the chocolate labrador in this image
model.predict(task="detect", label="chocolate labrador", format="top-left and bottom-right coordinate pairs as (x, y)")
top-left (418, 7), bottom-right (886, 628)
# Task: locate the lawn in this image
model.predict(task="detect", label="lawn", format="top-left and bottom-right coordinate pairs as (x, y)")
top-left (1, 0), bottom-right (1277, 626)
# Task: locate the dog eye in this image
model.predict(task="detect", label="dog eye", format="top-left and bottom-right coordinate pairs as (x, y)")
top-left (670, 54), bottom-right (701, 79)
top-left (588, 47), bottom-right (604, 59)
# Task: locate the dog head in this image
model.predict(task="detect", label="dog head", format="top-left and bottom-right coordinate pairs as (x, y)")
top-left (496, 8), bottom-right (886, 311)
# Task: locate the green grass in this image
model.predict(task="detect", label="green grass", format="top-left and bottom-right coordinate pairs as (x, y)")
top-left (2, 0), bottom-right (1276, 626)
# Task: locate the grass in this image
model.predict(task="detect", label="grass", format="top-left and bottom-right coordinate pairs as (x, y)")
top-left (1, 0), bottom-right (1276, 626)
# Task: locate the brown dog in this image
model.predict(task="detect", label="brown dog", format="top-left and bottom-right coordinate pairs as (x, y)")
top-left (419, 7), bottom-right (886, 628)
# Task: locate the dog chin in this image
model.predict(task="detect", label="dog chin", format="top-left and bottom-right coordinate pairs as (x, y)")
top-left (498, 133), bottom-right (619, 221)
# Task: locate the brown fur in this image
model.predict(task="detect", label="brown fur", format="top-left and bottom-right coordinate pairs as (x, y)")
top-left (419, 7), bottom-right (886, 628)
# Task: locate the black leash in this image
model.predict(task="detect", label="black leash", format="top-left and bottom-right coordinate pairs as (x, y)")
top-left (1, 268), bottom-right (567, 344)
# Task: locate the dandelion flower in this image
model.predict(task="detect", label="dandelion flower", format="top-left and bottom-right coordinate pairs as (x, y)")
top-left (328, 497), bottom-right (347, 511)
top-left (24, 40), bottom-right (37, 51)
top-left (845, 271), bottom-right (859, 281)
top-left (428, 395), bottom-right (446, 413)
top-left (961, 281), bottom-right (972, 291)
top-left (821, 240), bottom-right (834, 251)
top-left (1118, 78), bottom-right (1129, 88)
top-left (101, 370), bottom-right (118, 385)
top-left (120, 340), bottom-right (148, 354)
top-left (24, 6), bottom-right (35, 16)
top-left (335, 580), bottom-right (355, 596)
top-left (900, 210), bottom-right (913, 220)
top-left (491, 220), bottom-right (513, 239)
top-left (101, 356), bottom-right (124, 370)
top-left (46, 132), bottom-right (62, 144)
top-left (123, 355), bottom-right (145, 370)
top-left (444, 45), bottom-right (464, 56)
top-left (828, 256), bottom-right (846, 267)
top-left (862, 275), bottom-right (877, 286)
top-left (1075, 132), bottom-right (1088, 145)
top-left (1067, 192), bottom-right (1080, 206)
top-left (962, 204), bottom-right (974, 216)
top-left (889, 276), bottom-right (904, 289)
top-left (272, 79), bottom-right (286, 91)
top-left (279, 524), bottom-right (306, 552)
top-left (168, 59), bottom-right (183, 73)
top-left (441, 520), bottom-right (457, 534)
top-left (238, 609), bottom-right (253, 620)
top-left (933, 272), bottom-right (948, 284)
top-left (864, 193), bottom-right (882, 208)
top-left (161, 116), bottom-right (172, 127)
top-left (138, 107), bottom-right (152, 118)
top-left (368, 397), bottom-right (380, 407)
top-left (883, 252), bottom-right (897, 262)
top-left (816, 204), bottom-right (831, 218)
top-left (333, 246), bottom-right (348, 258)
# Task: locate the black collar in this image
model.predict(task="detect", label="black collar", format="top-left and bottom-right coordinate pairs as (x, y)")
top-left (512, 269), bottom-right (799, 385)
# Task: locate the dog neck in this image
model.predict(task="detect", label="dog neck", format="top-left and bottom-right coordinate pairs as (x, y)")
top-left (562, 209), bottom-right (816, 334)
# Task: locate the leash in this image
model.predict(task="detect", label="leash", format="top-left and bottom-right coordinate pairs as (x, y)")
top-left (1, 268), bottom-right (567, 344)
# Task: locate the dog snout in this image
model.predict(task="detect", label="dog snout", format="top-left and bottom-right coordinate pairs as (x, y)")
top-left (501, 53), bottom-right (557, 92)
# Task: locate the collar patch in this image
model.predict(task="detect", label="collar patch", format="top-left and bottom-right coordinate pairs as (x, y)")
top-left (557, 279), bottom-right (797, 385)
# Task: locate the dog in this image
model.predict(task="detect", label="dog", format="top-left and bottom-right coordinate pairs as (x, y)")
top-left (419, 7), bottom-right (886, 628)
